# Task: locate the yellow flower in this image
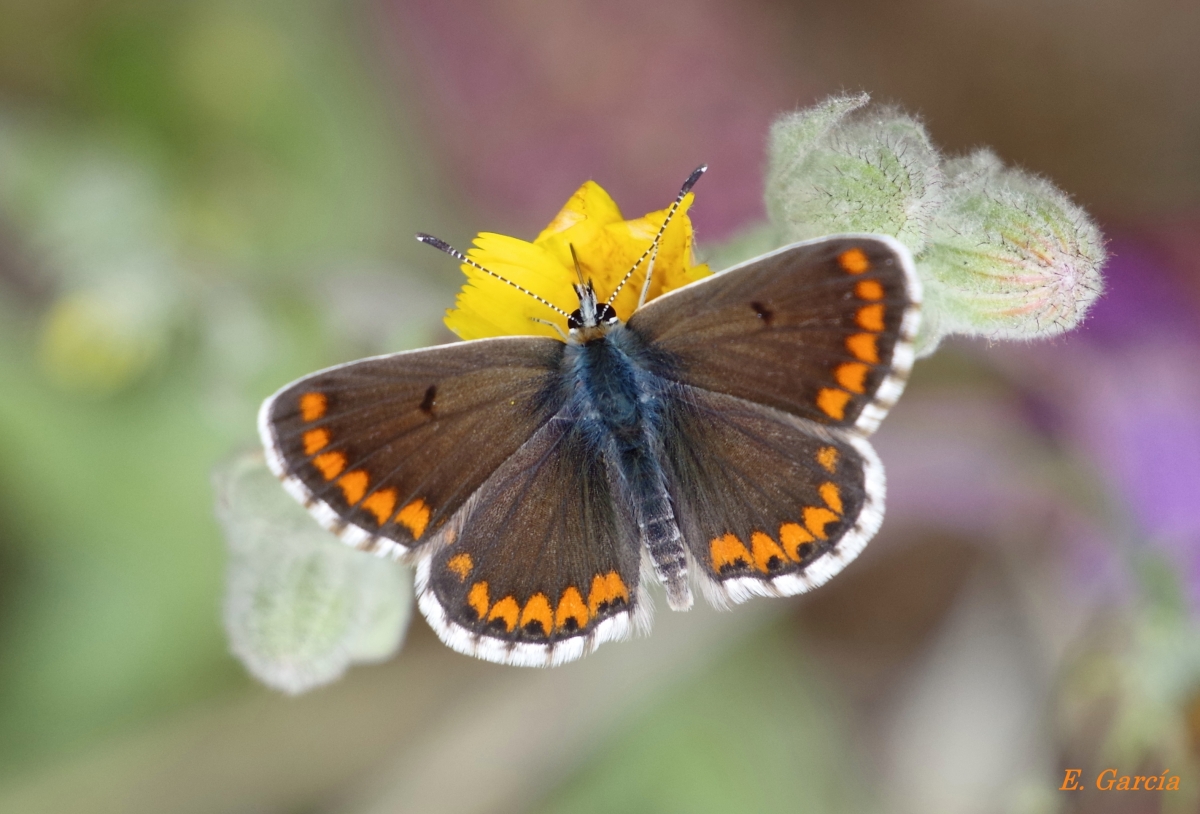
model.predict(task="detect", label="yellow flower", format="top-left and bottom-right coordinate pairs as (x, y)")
top-left (444, 181), bottom-right (711, 341)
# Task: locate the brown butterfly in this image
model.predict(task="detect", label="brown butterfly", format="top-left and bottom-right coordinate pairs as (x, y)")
top-left (259, 168), bottom-right (921, 666)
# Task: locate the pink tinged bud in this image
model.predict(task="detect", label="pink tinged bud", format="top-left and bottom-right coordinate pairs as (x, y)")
top-left (918, 150), bottom-right (1106, 352)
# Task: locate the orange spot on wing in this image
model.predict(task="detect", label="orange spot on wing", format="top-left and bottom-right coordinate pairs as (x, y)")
top-left (838, 248), bottom-right (870, 274)
top-left (555, 587), bottom-right (589, 631)
top-left (303, 428), bottom-right (330, 455)
top-left (313, 451), bottom-right (346, 480)
top-left (299, 392), bottom-right (327, 422)
top-left (750, 531), bottom-right (788, 573)
top-left (817, 388), bottom-right (851, 420)
top-left (804, 506), bottom-right (840, 540)
top-left (855, 280), bottom-right (885, 300)
top-left (468, 581), bottom-right (489, 619)
top-left (780, 522), bottom-right (816, 560)
top-left (817, 446), bottom-right (839, 473)
top-left (447, 553), bottom-right (473, 581)
top-left (338, 470), bottom-right (369, 505)
top-left (819, 482), bottom-right (844, 515)
top-left (520, 593), bottom-right (553, 636)
top-left (710, 533), bottom-right (752, 573)
top-left (588, 572), bottom-right (629, 615)
top-left (846, 333), bottom-right (880, 364)
top-left (395, 499), bottom-right (431, 539)
top-left (361, 488), bottom-right (396, 524)
top-left (835, 362), bottom-right (870, 394)
top-left (856, 304), bottom-right (886, 332)
top-left (488, 596), bottom-right (520, 632)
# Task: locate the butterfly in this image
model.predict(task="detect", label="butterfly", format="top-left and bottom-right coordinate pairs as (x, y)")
top-left (258, 167), bottom-right (921, 667)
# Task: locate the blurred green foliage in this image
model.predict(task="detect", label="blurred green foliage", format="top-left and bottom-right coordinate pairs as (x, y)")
top-left (0, 324), bottom-right (235, 765)
top-left (0, 0), bottom-right (417, 270)
top-left (0, 0), bottom-right (448, 777)
top-left (536, 625), bottom-right (870, 814)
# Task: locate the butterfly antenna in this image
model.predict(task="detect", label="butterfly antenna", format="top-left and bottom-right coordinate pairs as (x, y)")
top-left (416, 233), bottom-right (570, 318)
top-left (606, 164), bottom-right (706, 308)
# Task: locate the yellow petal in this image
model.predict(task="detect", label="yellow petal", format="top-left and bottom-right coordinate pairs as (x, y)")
top-left (535, 181), bottom-right (625, 241)
top-left (444, 181), bottom-right (711, 340)
top-left (443, 232), bottom-right (575, 341)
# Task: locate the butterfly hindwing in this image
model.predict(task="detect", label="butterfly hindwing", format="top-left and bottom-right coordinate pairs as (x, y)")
top-left (418, 408), bottom-right (644, 666)
top-left (258, 337), bottom-right (565, 558)
top-left (658, 383), bottom-right (882, 603)
top-left (628, 234), bottom-right (920, 435)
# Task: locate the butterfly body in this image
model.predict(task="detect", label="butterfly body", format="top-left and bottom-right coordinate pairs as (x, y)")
top-left (566, 320), bottom-right (692, 610)
top-left (260, 234), bottom-right (921, 666)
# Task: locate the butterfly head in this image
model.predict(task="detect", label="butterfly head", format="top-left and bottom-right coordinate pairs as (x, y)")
top-left (568, 280), bottom-right (619, 340)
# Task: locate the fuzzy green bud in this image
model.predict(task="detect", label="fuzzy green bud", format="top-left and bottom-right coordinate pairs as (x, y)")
top-left (766, 93), bottom-right (945, 254)
top-left (215, 453), bottom-right (412, 694)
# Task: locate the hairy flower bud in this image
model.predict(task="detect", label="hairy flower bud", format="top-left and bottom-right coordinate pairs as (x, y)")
top-left (919, 150), bottom-right (1106, 350)
top-left (766, 93), bottom-right (945, 254)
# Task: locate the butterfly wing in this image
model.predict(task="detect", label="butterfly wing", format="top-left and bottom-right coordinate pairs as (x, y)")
top-left (417, 408), bottom-right (645, 667)
top-left (629, 234), bottom-right (920, 435)
top-left (628, 234), bottom-right (920, 600)
top-left (258, 336), bottom-right (565, 558)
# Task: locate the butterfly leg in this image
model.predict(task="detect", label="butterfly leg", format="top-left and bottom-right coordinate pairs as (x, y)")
top-left (530, 317), bottom-right (569, 342)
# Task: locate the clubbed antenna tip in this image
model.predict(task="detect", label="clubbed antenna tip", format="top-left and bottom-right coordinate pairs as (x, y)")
top-left (415, 232), bottom-right (569, 318)
top-left (416, 233), bottom-right (461, 258)
top-left (605, 164), bottom-right (708, 308)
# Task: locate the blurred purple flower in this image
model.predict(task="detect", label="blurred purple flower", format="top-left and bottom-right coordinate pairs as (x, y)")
top-left (874, 390), bottom-right (1129, 608)
top-left (1082, 236), bottom-right (1200, 346)
top-left (1005, 226), bottom-right (1200, 610)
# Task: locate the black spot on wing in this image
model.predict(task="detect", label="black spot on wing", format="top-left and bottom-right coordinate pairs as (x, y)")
top-left (749, 301), bottom-right (774, 324)
top-left (419, 384), bottom-right (437, 416)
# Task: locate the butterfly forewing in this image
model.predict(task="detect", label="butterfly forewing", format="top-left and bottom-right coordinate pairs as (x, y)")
top-left (419, 409), bottom-right (644, 667)
top-left (259, 337), bottom-right (565, 557)
top-left (629, 235), bottom-right (920, 435)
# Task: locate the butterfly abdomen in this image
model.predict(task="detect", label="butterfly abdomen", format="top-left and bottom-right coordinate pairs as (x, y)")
top-left (627, 456), bottom-right (691, 610)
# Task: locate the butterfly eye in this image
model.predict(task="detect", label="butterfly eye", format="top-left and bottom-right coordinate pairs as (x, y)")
top-left (567, 310), bottom-right (583, 330)
top-left (597, 304), bottom-right (618, 325)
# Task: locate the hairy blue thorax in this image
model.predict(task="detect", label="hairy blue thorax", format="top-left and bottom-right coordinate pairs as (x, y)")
top-left (562, 324), bottom-right (669, 446)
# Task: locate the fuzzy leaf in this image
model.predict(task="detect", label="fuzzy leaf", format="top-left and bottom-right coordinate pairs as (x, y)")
top-left (215, 452), bottom-right (412, 694)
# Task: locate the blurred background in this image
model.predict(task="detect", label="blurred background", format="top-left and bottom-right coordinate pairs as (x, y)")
top-left (1, 1), bottom-right (1198, 812)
